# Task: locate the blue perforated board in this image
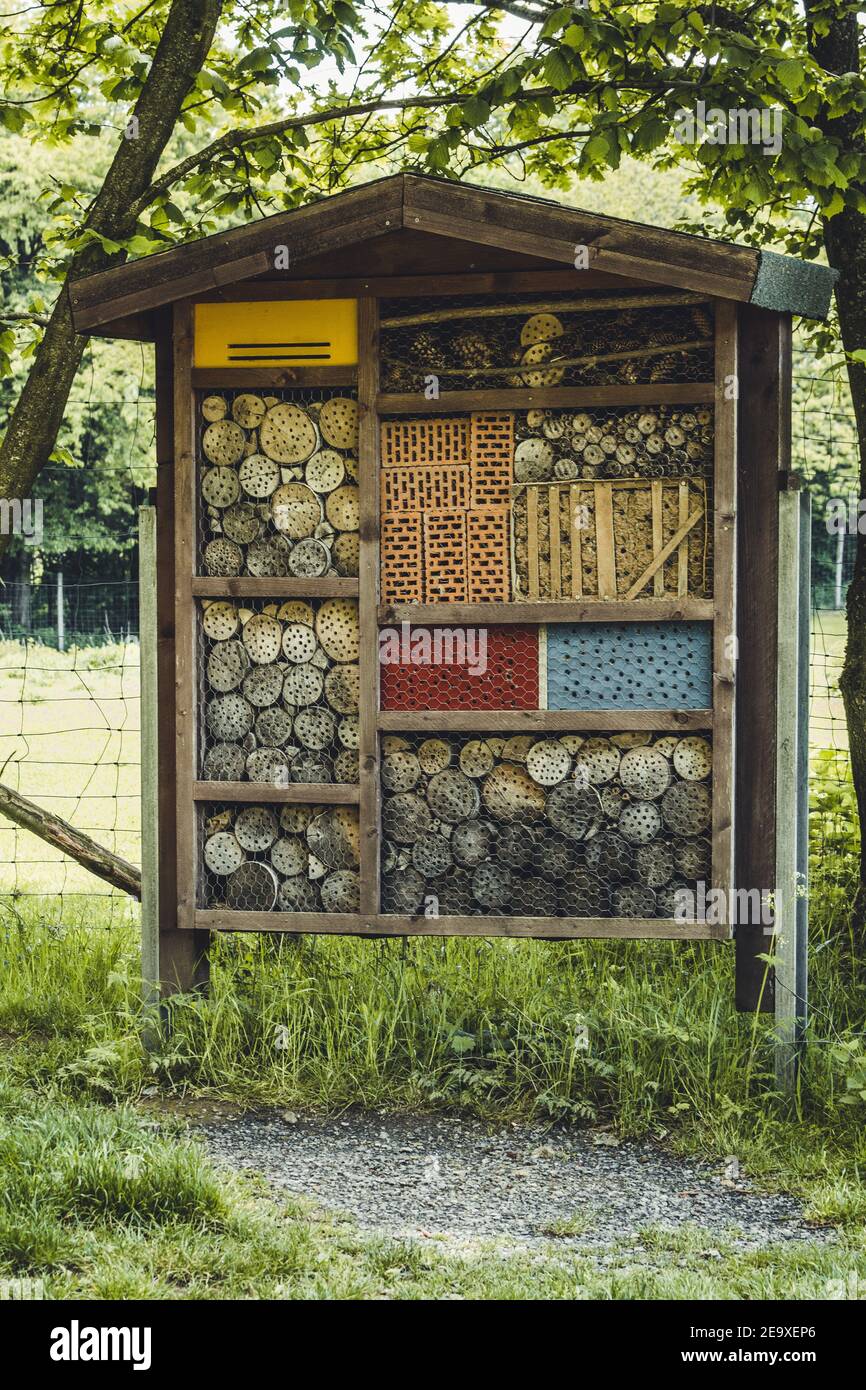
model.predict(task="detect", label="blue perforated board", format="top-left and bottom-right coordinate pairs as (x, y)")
top-left (546, 622), bottom-right (712, 710)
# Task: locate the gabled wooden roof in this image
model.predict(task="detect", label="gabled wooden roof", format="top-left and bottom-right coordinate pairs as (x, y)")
top-left (68, 172), bottom-right (836, 336)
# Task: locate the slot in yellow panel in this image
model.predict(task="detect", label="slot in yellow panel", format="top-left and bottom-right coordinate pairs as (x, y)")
top-left (194, 300), bottom-right (358, 367)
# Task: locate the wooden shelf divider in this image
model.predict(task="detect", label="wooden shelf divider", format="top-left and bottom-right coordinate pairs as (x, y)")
top-left (377, 709), bottom-right (712, 733)
top-left (193, 782), bottom-right (360, 804)
top-left (193, 576), bottom-right (359, 599)
top-left (378, 598), bottom-right (713, 625)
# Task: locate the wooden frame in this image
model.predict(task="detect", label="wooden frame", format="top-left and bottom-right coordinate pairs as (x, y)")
top-left (173, 277), bottom-right (735, 943)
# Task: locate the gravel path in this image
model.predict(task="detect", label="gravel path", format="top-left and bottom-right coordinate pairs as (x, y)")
top-left (194, 1109), bottom-right (831, 1253)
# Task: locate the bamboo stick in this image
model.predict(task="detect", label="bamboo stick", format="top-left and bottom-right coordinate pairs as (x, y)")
top-left (381, 339), bottom-right (713, 380)
top-left (380, 293), bottom-right (706, 329)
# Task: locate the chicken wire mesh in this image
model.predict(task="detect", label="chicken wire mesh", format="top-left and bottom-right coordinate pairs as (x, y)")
top-left (379, 292), bottom-right (714, 394)
top-left (379, 624), bottom-right (539, 710)
top-left (198, 597), bottom-right (360, 785)
top-left (379, 730), bottom-right (713, 919)
top-left (199, 802), bottom-right (360, 912)
top-left (545, 623), bottom-right (713, 711)
top-left (197, 387), bottom-right (360, 578)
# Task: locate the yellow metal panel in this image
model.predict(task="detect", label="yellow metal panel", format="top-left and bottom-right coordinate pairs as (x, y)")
top-left (194, 300), bottom-right (358, 367)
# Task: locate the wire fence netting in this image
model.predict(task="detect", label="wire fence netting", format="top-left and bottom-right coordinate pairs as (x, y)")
top-left (0, 356), bottom-right (859, 922)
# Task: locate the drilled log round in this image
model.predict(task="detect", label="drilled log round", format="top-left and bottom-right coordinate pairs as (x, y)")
top-left (333, 749), bottom-right (359, 783)
top-left (203, 742), bottom-right (245, 781)
top-left (276, 807), bottom-right (312, 835)
top-left (241, 665), bottom-right (283, 710)
top-left (662, 781), bottom-right (711, 835)
top-left (656, 880), bottom-right (690, 917)
top-left (521, 312), bottom-right (564, 346)
top-left (333, 532), bottom-right (360, 576)
top-left (225, 860), bottom-right (278, 911)
top-left (307, 808), bottom-right (359, 868)
top-left (554, 456), bottom-right (579, 480)
top-left (526, 739), bottom-right (572, 787)
top-left (654, 735), bottom-right (679, 759)
top-left (417, 738), bottom-right (452, 774)
top-left (315, 598), bottom-right (360, 663)
top-left (471, 861), bottom-right (513, 911)
top-left (521, 342), bottom-right (564, 388)
top-left (427, 768), bottom-right (481, 823)
top-left (584, 829), bottom-right (633, 881)
top-left (305, 448), bottom-right (345, 493)
top-left (234, 806), bottom-right (279, 852)
top-left (613, 883), bottom-right (657, 917)
top-left (238, 453), bottom-right (280, 500)
top-left (222, 501), bottom-right (263, 545)
top-left (501, 735), bottom-right (536, 764)
top-left (458, 739), bottom-right (495, 779)
top-left (242, 613), bottom-right (283, 664)
top-left (289, 538), bottom-right (330, 578)
top-left (540, 835), bottom-right (577, 877)
top-left (323, 663), bottom-right (359, 714)
top-left (545, 782), bottom-right (603, 840)
top-left (319, 396), bottom-right (358, 450)
top-left (204, 830), bottom-right (245, 876)
top-left (600, 785), bottom-right (626, 820)
top-left (412, 831), bottom-right (454, 878)
top-left (325, 483), bottom-right (360, 532)
top-left (672, 736), bottom-right (713, 781)
top-left (671, 836), bottom-right (711, 880)
top-left (207, 639), bottom-right (250, 693)
top-left (270, 836), bottom-right (307, 877)
top-left (271, 482), bottom-right (321, 538)
top-left (260, 402), bottom-right (318, 464)
top-left (289, 750), bottom-right (331, 782)
top-left (245, 747), bottom-right (289, 784)
top-left (514, 437), bottom-right (554, 482)
top-left (278, 876), bottom-right (320, 911)
top-left (559, 868), bottom-right (606, 915)
top-left (207, 692), bottom-right (254, 741)
top-left (246, 538), bottom-right (290, 577)
top-left (232, 393), bottom-right (267, 429)
top-left (619, 746), bottom-right (671, 800)
top-left (513, 875), bottom-right (558, 917)
top-left (482, 763), bottom-right (546, 823)
top-left (382, 867), bottom-right (426, 913)
top-left (280, 662), bottom-right (323, 708)
top-left (635, 840), bottom-right (674, 888)
top-left (201, 465), bottom-right (240, 509)
top-left (618, 799), bottom-right (662, 845)
top-left (202, 394), bottom-right (227, 422)
top-left (451, 818), bottom-right (492, 868)
top-left (338, 716), bottom-right (359, 750)
top-left (321, 869), bottom-right (360, 913)
top-left (255, 706), bottom-right (293, 747)
top-left (493, 823), bottom-right (535, 871)
top-left (203, 419), bottom-right (246, 466)
top-left (574, 737), bottom-right (621, 785)
top-left (382, 750), bottom-right (422, 793)
top-left (203, 538), bottom-right (243, 576)
top-left (382, 791), bottom-right (432, 845)
top-left (294, 706), bottom-right (336, 752)
top-left (277, 626), bottom-right (315, 668)
top-left (434, 868), bottom-right (475, 916)
top-left (202, 600), bottom-right (239, 641)
top-left (541, 415), bottom-right (567, 440)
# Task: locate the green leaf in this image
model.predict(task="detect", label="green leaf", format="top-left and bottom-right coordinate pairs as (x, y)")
top-left (543, 48), bottom-right (573, 92)
top-left (775, 58), bottom-right (804, 94)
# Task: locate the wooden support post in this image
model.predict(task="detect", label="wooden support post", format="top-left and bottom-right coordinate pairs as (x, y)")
top-left (774, 479), bottom-right (806, 1090)
top-left (796, 491), bottom-right (810, 1038)
top-left (357, 297), bottom-right (381, 923)
top-left (139, 506), bottom-right (159, 1021)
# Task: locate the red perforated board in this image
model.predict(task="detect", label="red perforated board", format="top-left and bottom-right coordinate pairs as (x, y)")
top-left (380, 625), bottom-right (539, 711)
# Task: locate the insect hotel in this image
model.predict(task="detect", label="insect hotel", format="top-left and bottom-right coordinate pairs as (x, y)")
top-left (68, 175), bottom-right (833, 1010)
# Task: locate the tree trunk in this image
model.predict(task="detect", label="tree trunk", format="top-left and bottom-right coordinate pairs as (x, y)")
top-left (0, 0), bottom-right (223, 554)
top-left (806, 2), bottom-right (866, 930)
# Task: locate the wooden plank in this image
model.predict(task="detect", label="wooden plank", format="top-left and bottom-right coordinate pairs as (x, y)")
top-left (527, 487), bottom-right (540, 599)
top-left (775, 483), bottom-right (803, 1087)
top-left (734, 307), bottom-right (787, 1012)
top-left (191, 366), bottom-right (357, 389)
top-left (380, 291), bottom-right (706, 329)
top-left (138, 505), bottom-right (159, 1015)
top-left (651, 480), bottom-right (664, 597)
top-left (712, 300), bottom-right (738, 937)
top-left (193, 782), bottom-right (360, 804)
top-left (173, 301), bottom-right (198, 934)
top-left (195, 910), bottom-right (728, 940)
top-left (192, 577), bottom-right (358, 598)
top-left (570, 484), bottom-right (582, 598)
top-left (73, 252), bottom-right (271, 330)
top-left (624, 507), bottom-right (703, 600)
top-left (357, 297), bottom-right (381, 918)
top-left (594, 483), bottom-right (617, 599)
top-left (378, 598), bottom-right (715, 623)
top-left (677, 480), bottom-right (689, 596)
top-left (193, 269), bottom-right (654, 302)
top-left (548, 484), bottom-right (561, 599)
top-left (378, 709), bottom-right (713, 732)
top-left (377, 383), bottom-right (716, 412)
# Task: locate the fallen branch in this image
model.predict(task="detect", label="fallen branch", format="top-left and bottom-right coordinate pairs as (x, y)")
top-left (0, 781), bottom-right (141, 899)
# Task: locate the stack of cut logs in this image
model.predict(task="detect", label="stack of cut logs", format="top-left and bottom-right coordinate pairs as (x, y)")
top-left (202, 803), bottom-right (360, 912)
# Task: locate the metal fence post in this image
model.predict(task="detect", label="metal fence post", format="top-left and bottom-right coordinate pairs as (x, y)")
top-left (138, 507), bottom-right (160, 1035)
